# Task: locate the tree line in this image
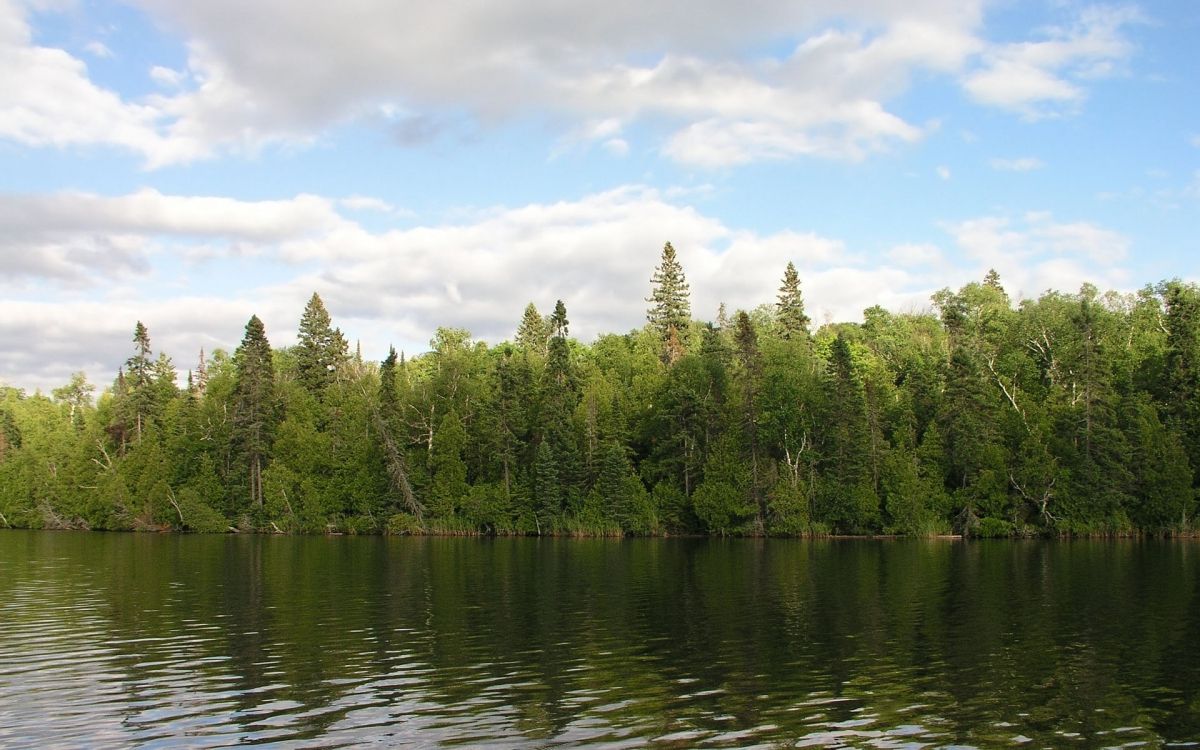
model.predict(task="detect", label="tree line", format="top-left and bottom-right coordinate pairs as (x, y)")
top-left (1, 244), bottom-right (1198, 536)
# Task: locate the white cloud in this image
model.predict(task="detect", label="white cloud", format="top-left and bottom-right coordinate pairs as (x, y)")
top-left (0, 0), bottom-right (988, 167)
top-left (339, 195), bottom-right (396, 214)
top-left (149, 65), bottom-right (184, 88)
top-left (0, 0), bottom-right (176, 159)
top-left (83, 41), bottom-right (112, 58)
top-left (990, 156), bottom-right (1045, 172)
top-left (941, 210), bottom-right (1130, 295)
top-left (0, 189), bottom-right (344, 285)
top-left (603, 138), bottom-right (630, 157)
top-left (888, 243), bottom-right (943, 266)
top-left (936, 165), bottom-right (951, 180)
top-left (964, 6), bottom-right (1140, 118)
top-left (0, 0), bottom-right (1142, 167)
top-left (0, 184), bottom-right (1138, 392)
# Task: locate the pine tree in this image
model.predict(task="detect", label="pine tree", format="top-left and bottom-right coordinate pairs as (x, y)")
top-left (733, 311), bottom-right (765, 530)
top-left (532, 440), bottom-right (560, 533)
top-left (776, 262), bottom-right (811, 339)
top-left (1162, 280), bottom-right (1200, 485)
top-left (516, 303), bottom-right (549, 356)
top-left (539, 300), bottom-right (582, 511)
top-left (379, 346), bottom-right (399, 423)
top-left (550, 299), bottom-right (569, 338)
top-left (152, 352), bottom-right (178, 407)
top-left (373, 345), bottom-right (422, 520)
top-left (647, 242), bottom-right (691, 364)
top-left (124, 321), bottom-right (155, 442)
top-left (232, 315), bottom-right (276, 511)
top-left (194, 348), bottom-right (209, 397)
top-left (821, 334), bottom-right (879, 532)
top-left (983, 268), bottom-right (1009, 304)
top-left (296, 292), bottom-right (349, 396)
top-left (429, 408), bottom-right (469, 519)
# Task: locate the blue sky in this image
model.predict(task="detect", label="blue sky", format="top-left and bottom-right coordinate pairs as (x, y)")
top-left (0, 0), bottom-right (1197, 391)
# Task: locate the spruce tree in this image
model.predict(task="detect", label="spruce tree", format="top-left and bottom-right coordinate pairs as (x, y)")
top-left (123, 321), bottom-right (155, 441)
top-left (532, 440), bottom-right (560, 533)
top-left (647, 241), bottom-right (691, 364)
top-left (429, 408), bottom-right (469, 519)
top-left (232, 315), bottom-right (276, 511)
top-left (776, 261), bottom-right (811, 339)
top-left (516, 303), bottom-right (549, 356)
top-left (194, 349), bottom-right (209, 397)
top-left (379, 346), bottom-right (399, 423)
top-left (539, 301), bottom-right (582, 511)
top-left (1162, 280), bottom-right (1200, 484)
top-left (550, 299), bottom-right (569, 338)
top-left (733, 311), bottom-right (765, 530)
top-left (822, 334), bottom-right (879, 532)
top-left (296, 292), bottom-right (349, 396)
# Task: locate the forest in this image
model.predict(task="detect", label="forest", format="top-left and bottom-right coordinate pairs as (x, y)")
top-left (1, 243), bottom-right (1198, 537)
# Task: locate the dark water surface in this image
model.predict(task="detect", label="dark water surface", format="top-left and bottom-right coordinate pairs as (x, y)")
top-left (1, 532), bottom-right (1199, 748)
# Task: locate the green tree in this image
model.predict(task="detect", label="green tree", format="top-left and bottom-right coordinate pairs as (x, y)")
top-left (776, 261), bottom-right (811, 340)
top-left (120, 321), bottom-right (156, 444)
top-left (295, 292), bottom-right (349, 396)
top-left (516, 302), bottom-right (549, 356)
top-left (1161, 280), bottom-right (1200, 485)
top-left (820, 334), bottom-right (880, 532)
top-left (52, 372), bottom-right (94, 430)
top-left (232, 315), bottom-right (277, 513)
top-left (429, 409), bottom-right (469, 520)
top-left (647, 241), bottom-right (691, 364)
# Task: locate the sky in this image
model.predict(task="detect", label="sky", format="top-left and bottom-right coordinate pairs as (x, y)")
top-left (1, 0), bottom-right (1197, 392)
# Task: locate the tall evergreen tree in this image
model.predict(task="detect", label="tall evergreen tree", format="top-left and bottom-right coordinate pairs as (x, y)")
top-left (232, 315), bottom-right (277, 511)
top-left (1162, 280), bottom-right (1200, 485)
top-left (122, 321), bottom-right (156, 442)
top-left (647, 241), bottom-right (691, 364)
top-left (550, 299), bottom-right (569, 338)
top-left (733, 311), bottom-right (765, 530)
top-left (821, 334), bottom-right (879, 532)
top-left (539, 301), bottom-right (582, 514)
top-left (194, 349), bottom-right (209, 397)
top-left (776, 261), bottom-right (811, 339)
top-left (429, 408), bottom-right (469, 519)
top-left (516, 303), bottom-right (550, 356)
top-left (295, 292), bottom-right (349, 396)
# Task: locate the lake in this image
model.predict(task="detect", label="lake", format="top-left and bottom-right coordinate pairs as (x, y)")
top-left (1, 531), bottom-right (1198, 747)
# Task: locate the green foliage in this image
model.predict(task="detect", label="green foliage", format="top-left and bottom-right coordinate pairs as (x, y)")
top-left (647, 241), bottom-right (691, 363)
top-left (975, 517), bottom-right (1014, 538)
top-left (776, 261), bottom-right (811, 340)
top-left (429, 409), bottom-right (469, 518)
top-left (232, 315), bottom-right (277, 512)
top-left (3, 270), bottom-right (1197, 538)
top-left (295, 292), bottom-right (349, 396)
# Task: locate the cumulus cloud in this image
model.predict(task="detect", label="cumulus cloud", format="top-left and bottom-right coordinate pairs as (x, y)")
top-left (0, 0), bottom-right (174, 159)
top-left (0, 184), bottom-right (1138, 392)
top-left (339, 195), bottom-right (399, 214)
top-left (0, 189), bottom-right (345, 286)
top-left (963, 6), bottom-right (1141, 118)
top-left (990, 156), bottom-right (1045, 171)
top-left (149, 65), bottom-right (185, 88)
top-left (83, 41), bottom-right (112, 58)
top-left (888, 243), bottom-right (943, 266)
top-left (0, 0), bottom-right (1129, 168)
top-left (940, 210), bottom-right (1130, 296)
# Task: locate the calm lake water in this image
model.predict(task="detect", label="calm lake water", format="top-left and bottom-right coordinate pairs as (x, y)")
top-left (1, 532), bottom-right (1198, 748)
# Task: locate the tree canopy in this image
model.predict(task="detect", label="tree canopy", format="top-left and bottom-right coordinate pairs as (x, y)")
top-left (1, 262), bottom-right (1197, 538)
